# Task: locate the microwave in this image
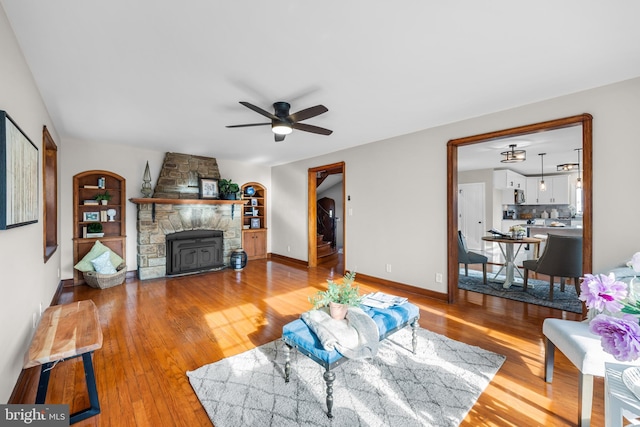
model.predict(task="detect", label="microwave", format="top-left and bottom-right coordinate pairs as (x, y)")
top-left (514, 189), bottom-right (525, 204)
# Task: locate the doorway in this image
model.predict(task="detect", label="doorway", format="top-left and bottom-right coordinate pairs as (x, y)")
top-left (307, 162), bottom-right (345, 273)
top-left (447, 114), bottom-right (593, 304)
top-left (458, 182), bottom-right (486, 251)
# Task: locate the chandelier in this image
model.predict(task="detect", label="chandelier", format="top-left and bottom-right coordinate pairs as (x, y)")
top-left (500, 144), bottom-right (526, 163)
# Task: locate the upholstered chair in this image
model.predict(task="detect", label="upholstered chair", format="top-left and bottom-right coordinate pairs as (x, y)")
top-left (457, 230), bottom-right (487, 284)
top-left (523, 234), bottom-right (582, 300)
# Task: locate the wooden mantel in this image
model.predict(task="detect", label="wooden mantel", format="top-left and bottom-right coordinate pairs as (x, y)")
top-left (129, 198), bottom-right (247, 205)
top-left (129, 198), bottom-right (247, 222)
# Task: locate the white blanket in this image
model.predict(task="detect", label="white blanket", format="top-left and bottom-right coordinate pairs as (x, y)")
top-left (301, 306), bottom-right (379, 359)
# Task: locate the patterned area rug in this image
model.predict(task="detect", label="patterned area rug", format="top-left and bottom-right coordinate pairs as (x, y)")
top-left (458, 269), bottom-right (582, 313)
top-left (187, 327), bottom-right (505, 427)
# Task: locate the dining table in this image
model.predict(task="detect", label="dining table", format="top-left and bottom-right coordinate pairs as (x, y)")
top-left (482, 235), bottom-right (542, 288)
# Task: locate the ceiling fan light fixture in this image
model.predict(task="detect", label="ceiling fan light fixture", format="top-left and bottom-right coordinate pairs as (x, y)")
top-left (272, 123), bottom-right (292, 135)
top-left (500, 144), bottom-right (526, 163)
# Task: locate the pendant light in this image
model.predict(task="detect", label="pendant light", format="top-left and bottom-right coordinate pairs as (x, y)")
top-left (575, 148), bottom-right (583, 189)
top-left (500, 144), bottom-right (526, 163)
top-left (539, 153), bottom-right (547, 192)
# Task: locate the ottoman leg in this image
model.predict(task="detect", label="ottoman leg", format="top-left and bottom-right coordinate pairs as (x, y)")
top-left (323, 369), bottom-right (335, 418)
top-left (283, 343), bottom-right (291, 383)
top-left (411, 318), bottom-right (419, 354)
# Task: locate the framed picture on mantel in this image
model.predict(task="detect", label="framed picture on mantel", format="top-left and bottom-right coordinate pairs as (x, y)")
top-left (199, 178), bottom-right (219, 199)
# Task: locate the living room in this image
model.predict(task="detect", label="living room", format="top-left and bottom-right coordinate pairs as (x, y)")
top-left (2, 2), bottom-right (640, 425)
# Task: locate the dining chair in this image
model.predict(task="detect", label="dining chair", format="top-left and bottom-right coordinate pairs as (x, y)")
top-left (457, 230), bottom-right (487, 284)
top-left (522, 234), bottom-right (582, 300)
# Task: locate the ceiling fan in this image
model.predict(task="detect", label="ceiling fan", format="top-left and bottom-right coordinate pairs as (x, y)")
top-left (226, 101), bottom-right (333, 142)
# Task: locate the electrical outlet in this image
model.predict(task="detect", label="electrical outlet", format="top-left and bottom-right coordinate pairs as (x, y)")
top-left (435, 273), bottom-right (443, 283)
top-left (287, 245), bottom-right (291, 252)
top-left (39, 302), bottom-right (43, 316)
top-left (348, 208), bottom-right (353, 216)
top-left (385, 264), bottom-right (392, 273)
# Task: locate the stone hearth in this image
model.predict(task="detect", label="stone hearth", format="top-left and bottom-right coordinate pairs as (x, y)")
top-left (135, 202), bottom-right (241, 280)
top-left (134, 153), bottom-right (241, 280)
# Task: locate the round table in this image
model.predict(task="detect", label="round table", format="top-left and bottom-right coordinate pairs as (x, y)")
top-left (482, 235), bottom-right (542, 288)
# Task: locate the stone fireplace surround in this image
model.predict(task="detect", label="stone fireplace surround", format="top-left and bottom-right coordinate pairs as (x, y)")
top-left (132, 153), bottom-right (243, 280)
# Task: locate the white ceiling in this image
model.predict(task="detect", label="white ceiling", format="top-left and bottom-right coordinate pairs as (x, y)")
top-left (3, 1), bottom-right (640, 167)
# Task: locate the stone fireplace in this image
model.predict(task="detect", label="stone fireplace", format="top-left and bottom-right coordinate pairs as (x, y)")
top-left (132, 153), bottom-right (243, 280)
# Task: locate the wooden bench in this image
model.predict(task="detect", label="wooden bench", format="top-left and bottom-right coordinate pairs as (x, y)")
top-left (24, 300), bottom-right (103, 424)
top-left (282, 302), bottom-right (420, 418)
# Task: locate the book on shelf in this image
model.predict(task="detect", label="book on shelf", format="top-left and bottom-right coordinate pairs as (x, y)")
top-left (83, 200), bottom-right (99, 205)
top-left (361, 292), bottom-right (408, 309)
top-left (83, 185), bottom-right (100, 189)
top-left (100, 211), bottom-right (107, 222)
top-left (86, 232), bottom-right (104, 238)
top-left (82, 226), bottom-right (87, 238)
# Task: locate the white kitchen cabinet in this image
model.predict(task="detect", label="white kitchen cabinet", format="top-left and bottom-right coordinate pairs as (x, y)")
top-left (494, 169), bottom-right (525, 190)
top-left (525, 175), bottom-right (570, 204)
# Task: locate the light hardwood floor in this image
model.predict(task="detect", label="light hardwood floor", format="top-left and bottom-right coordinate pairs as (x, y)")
top-left (13, 258), bottom-right (594, 426)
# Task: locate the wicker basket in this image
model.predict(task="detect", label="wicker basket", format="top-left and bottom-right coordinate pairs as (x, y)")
top-left (83, 263), bottom-right (127, 289)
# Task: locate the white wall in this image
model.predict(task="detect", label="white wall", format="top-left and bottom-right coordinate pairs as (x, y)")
top-left (0, 7), bottom-right (61, 402)
top-left (59, 141), bottom-right (272, 280)
top-left (272, 77), bottom-right (640, 293)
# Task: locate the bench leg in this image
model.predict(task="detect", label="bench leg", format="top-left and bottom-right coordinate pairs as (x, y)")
top-left (70, 352), bottom-right (101, 424)
top-left (411, 318), bottom-right (419, 354)
top-left (544, 338), bottom-right (555, 382)
top-left (36, 362), bottom-right (54, 404)
top-left (323, 369), bottom-right (335, 419)
top-left (283, 343), bottom-right (291, 383)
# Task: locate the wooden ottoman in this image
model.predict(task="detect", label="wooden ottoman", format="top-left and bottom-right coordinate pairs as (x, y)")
top-left (281, 302), bottom-right (420, 418)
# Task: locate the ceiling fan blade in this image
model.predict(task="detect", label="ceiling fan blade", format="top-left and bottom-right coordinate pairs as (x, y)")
top-left (226, 123), bottom-right (270, 128)
top-left (288, 105), bottom-right (328, 123)
top-left (275, 133), bottom-right (286, 142)
top-left (292, 122), bottom-right (333, 135)
top-left (239, 102), bottom-right (278, 120)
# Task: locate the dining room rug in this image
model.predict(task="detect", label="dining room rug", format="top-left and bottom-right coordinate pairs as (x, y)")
top-left (187, 327), bottom-right (505, 427)
top-left (458, 269), bottom-right (582, 313)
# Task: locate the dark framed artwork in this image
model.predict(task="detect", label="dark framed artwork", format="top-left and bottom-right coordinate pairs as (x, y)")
top-left (0, 111), bottom-right (39, 229)
top-left (199, 178), bottom-right (219, 199)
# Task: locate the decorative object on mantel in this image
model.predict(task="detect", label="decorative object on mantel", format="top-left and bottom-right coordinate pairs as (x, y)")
top-left (141, 161), bottom-right (153, 198)
top-left (500, 144), bottom-right (526, 163)
top-left (198, 177), bottom-right (219, 199)
top-left (580, 252), bottom-right (640, 362)
top-left (309, 272), bottom-right (362, 320)
top-left (218, 179), bottom-right (240, 200)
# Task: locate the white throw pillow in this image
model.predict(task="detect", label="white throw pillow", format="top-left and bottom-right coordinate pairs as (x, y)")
top-left (90, 251), bottom-right (117, 274)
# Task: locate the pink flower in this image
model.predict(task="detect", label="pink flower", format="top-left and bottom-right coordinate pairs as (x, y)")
top-left (589, 314), bottom-right (640, 361)
top-left (628, 252), bottom-right (640, 273)
top-left (579, 273), bottom-right (628, 313)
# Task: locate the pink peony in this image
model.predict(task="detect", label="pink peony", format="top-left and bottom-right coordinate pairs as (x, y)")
top-left (589, 314), bottom-right (640, 361)
top-left (579, 273), bottom-right (628, 313)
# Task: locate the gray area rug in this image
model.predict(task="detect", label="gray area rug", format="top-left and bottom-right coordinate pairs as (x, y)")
top-left (187, 327), bottom-right (505, 427)
top-left (458, 269), bottom-right (582, 313)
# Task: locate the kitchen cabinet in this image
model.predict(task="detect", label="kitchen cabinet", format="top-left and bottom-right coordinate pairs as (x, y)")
top-left (525, 175), bottom-right (570, 205)
top-left (494, 169), bottom-right (525, 190)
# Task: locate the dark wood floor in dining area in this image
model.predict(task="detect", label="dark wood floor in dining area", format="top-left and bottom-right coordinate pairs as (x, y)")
top-left (12, 258), bottom-right (594, 426)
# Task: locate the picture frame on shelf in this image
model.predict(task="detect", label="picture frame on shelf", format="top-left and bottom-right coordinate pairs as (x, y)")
top-left (0, 111), bottom-right (39, 229)
top-left (250, 198), bottom-right (258, 206)
top-left (251, 218), bottom-right (260, 229)
top-left (199, 178), bottom-right (219, 199)
top-left (83, 212), bottom-right (99, 222)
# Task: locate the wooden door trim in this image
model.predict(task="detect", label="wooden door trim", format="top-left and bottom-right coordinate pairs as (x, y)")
top-left (447, 114), bottom-right (593, 304)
